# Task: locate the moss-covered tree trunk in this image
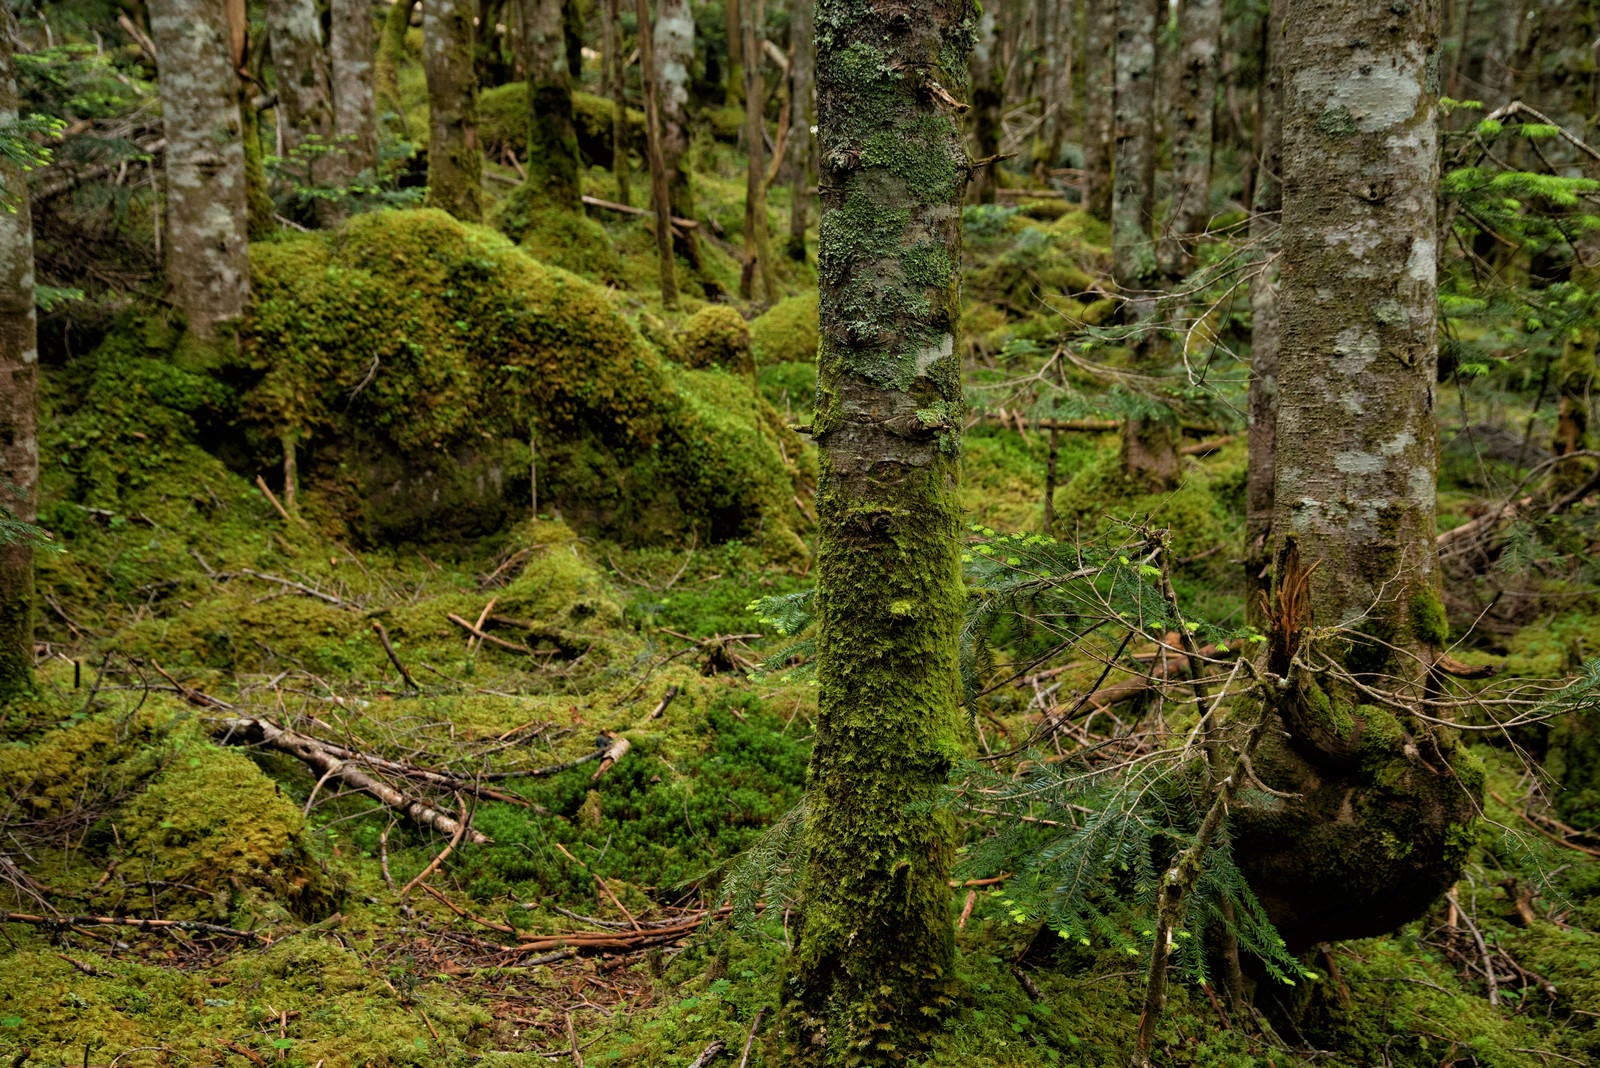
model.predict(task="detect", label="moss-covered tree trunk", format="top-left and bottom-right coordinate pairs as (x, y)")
top-left (376, 0), bottom-right (416, 137)
top-left (603, 0), bottom-right (632, 205)
top-left (1231, 0), bottom-right (1481, 952)
top-left (1157, 0), bottom-right (1219, 278)
top-left (792, 0), bottom-right (974, 1060)
top-left (0, 3), bottom-right (37, 703)
top-left (266, 0), bottom-right (335, 164)
top-left (784, 0), bottom-right (814, 260)
top-left (149, 0), bottom-right (252, 336)
top-left (423, 0), bottom-right (485, 221)
top-left (521, 0), bottom-right (581, 210)
top-left (329, 0), bottom-right (380, 182)
top-left (738, 0), bottom-right (774, 301)
top-left (1082, 0), bottom-right (1115, 223)
top-left (634, 0), bottom-right (678, 307)
top-left (655, 0), bottom-right (703, 268)
top-left (1244, 0), bottom-right (1283, 626)
top-left (724, 0), bottom-right (742, 105)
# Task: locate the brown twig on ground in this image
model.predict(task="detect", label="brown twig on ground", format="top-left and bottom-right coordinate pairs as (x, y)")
top-left (218, 1040), bottom-right (269, 1068)
top-left (399, 794), bottom-right (471, 899)
top-left (1446, 889), bottom-right (1500, 1007)
top-left (2, 911), bottom-right (260, 939)
top-left (446, 614), bottom-right (555, 657)
top-left (466, 597), bottom-right (498, 654)
top-left (647, 685), bottom-right (681, 720)
top-left (958, 890), bottom-right (977, 930)
top-left (592, 735), bottom-right (631, 780)
top-left (238, 567), bottom-right (347, 607)
top-left (564, 1012), bottom-right (584, 1067)
top-left (737, 1007), bottom-right (766, 1068)
top-left (686, 1039), bottom-right (727, 1068)
top-left (214, 716), bottom-right (490, 844)
top-left (371, 621), bottom-right (419, 690)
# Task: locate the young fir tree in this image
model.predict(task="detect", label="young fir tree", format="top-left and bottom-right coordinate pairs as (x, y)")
top-left (0, 1), bottom-right (38, 703)
top-left (148, 0), bottom-right (251, 336)
top-left (792, 0), bottom-right (975, 1060)
top-left (1231, 0), bottom-right (1480, 951)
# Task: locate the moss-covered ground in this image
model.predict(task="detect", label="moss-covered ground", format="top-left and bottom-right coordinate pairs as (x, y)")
top-left (7, 31), bottom-right (1600, 1068)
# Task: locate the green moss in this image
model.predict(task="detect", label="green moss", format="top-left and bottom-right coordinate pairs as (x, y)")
top-left (681, 305), bottom-right (753, 376)
top-left (1410, 588), bottom-right (1449, 646)
top-left (495, 201), bottom-right (623, 280)
top-left (750, 291), bottom-right (820, 366)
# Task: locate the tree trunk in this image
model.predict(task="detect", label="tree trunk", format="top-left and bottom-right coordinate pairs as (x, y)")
top-left (724, 0), bottom-right (742, 105)
top-left (784, 0), bottom-right (814, 260)
top-left (522, 0), bottom-right (580, 210)
top-left (376, 0), bottom-right (417, 137)
top-left (634, 0), bottom-right (678, 307)
top-left (1232, 0), bottom-right (1481, 953)
top-left (0, 3), bottom-right (37, 703)
top-left (604, 0), bottom-right (632, 206)
top-left (1244, 0), bottom-right (1283, 626)
top-left (969, 6), bottom-right (1002, 204)
top-left (1083, 0), bottom-right (1115, 222)
top-left (266, 0), bottom-right (335, 168)
top-left (794, 0), bottom-right (973, 1059)
top-left (423, 0), bottom-right (485, 221)
top-left (149, 0), bottom-right (252, 336)
top-left (738, 0), bottom-right (773, 301)
top-left (655, 0), bottom-right (702, 267)
top-left (1111, 0), bottom-right (1158, 297)
top-left (329, 0), bottom-right (381, 182)
top-left (1158, 0), bottom-right (1220, 277)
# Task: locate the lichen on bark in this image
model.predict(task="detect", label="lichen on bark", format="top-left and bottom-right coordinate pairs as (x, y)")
top-left (792, 0), bottom-right (975, 1061)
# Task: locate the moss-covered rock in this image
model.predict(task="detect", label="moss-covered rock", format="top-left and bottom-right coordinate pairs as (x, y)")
top-left (749, 291), bottom-right (819, 366)
top-left (680, 304), bottom-right (753, 377)
top-left (243, 208), bottom-right (807, 549)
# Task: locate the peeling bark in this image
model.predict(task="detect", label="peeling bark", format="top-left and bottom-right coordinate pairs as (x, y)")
top-left (793, 0), bottom-right (974, 1059)
top-left (424, 0), bottom-right (485, 221)
top-left (149, 0), bottom-right (252, 335)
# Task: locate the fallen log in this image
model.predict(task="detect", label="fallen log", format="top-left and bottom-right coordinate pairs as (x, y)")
top-left (1, 911), bottom-right (261, 939)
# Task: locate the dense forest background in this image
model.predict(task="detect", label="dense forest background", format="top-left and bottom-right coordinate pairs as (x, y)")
top-left (1, 0), bottom-right (1599, 1064)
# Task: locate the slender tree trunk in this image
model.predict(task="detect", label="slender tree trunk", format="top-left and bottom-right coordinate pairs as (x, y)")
top-left (604, 0), bottom-right (632, 205)
top-left (655, 0), bottom-right (702, 267)
top-left (266, 0), bottom-right (335, 164)
top-left (794, 0), bottom-right (973, 1060)
top-left (1480, 0), bottom-right (1525, 101)
top-left (149, 0), bottom-right (252, 336)
top-left (969, 6), bottom-right (1002, 204)
top-left (785, 0), bottom-right (814, 260)
top-left (1083, 0), bottom-right (1115, 222)
top-left (423, 0), bottom-right (485, 221)
top-left (1244, 0), bottom-right (1283, 628)
top-left (522, 0), bottom-right (580, 210)
top-left (1112, 0), bottom-right (1158, 296)
top-left (329, 0), bottom-right (381, 182)
top-left (635, 0), bottom-right (678, 307)
top-left (1158, 0), bottom-right (1220, 277)
top-left (376, 0), bottom-right (417, 137)
top-left (724, 0), bottom-right (742, 105)
top-left (739, 0), bottom-right (774, 301)
top-left (226, 0), bottom-right (275, 238)
top-left (1232, 0), bottom-right (1479, 953)
top-left (0, 3), bottom-right (37, 703)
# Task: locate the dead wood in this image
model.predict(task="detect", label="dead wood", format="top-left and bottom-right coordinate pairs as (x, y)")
top-left (236, 567), bottom-right (347, 607)
top-left (446, 613), bottom-right (558, 656)
top-left (647, 685), bottom-right (681, 720)
top-left (592, 735), bottom-right (631, 779)
top-left (214, 716), bottom-right (490, 844)
top-left (687, 1040), bottom-right (727, 1068)
top-left (1, 911), bottom-right (261, 939)
top-left (371, 621), bottom-right (419, 690)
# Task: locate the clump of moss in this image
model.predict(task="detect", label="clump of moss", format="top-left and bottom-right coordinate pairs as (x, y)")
top-left (749, 291), bottom-right (819, 366)
top-left (494, 201), bottom-right (623, 281)
top-left (681, 305), bottom-right (753, 377)
top-left (477, 84), bottom-right (644, 168)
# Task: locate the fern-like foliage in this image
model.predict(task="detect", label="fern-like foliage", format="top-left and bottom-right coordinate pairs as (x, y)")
top-left (713, 795), bottom-right (808, 931)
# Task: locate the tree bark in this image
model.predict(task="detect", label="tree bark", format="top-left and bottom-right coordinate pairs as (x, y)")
top-left (969, 6), bottom-right (1002, 204)
top-left (521, 0), bottom-right (580, 210)
top-left (724, 0), bottom-right (742, 105)
top-left (634, 0), bottom-right (678, 307)
top-left (784, 0), bottom-right (814, 260)
top-left (376, 0), bottom-right (417, 137)
top-left (1158, 0), bottom-right (1220, 277)
top-left (149, 0), bottom-right (252, 336)
top-left (0, 3), bottom-right (37, 703)
top-left (266, 0), bottom-right (335, 165)
top-left (738, 0), bottom-right (774, 301)
top-left (1244, 0), bottom-right (1283, 626)
top-left (1111, 0), bottom-right (1158, 297)
top-left (424, 0), bottom-right (485, 221)
top-left (794, 0), bottom-right (973, 1059)
top-left (655, 0), bottom-right (702, 266)
top-left (604, 0), bottom-right (632, 206)
top-left (1232, 0), bottom-right (1481, 952)
top-left (329, 0), bottom-right (381, 182)
top-left (1083, 0), bottom-right (1115, 222)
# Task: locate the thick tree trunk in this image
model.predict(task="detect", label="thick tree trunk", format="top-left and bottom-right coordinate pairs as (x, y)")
top-left (149, 0), bottom-right (252, 336)
top-left (604, 0), bottom-right (632, 206)
top-left (522, 0), bottom-right (580, 210)
top-left (969, 6), bottom-right (1002, 205)
top-left (423, 0), bottom-right (485, 221)
top-left (0, 4), bottom-right (37, 703)
top-left (1244, 0), bottom-right (1283, 626)
top-left (329, 0), bottom-right (381, 182)
top-left (1232, 0), bottom-right (1480, 952)
top-left (1083, 0), bottom-right (1115, 222)
top-left (1158, 0), bottom-right (1220, 277)
top-left (794, 0), bottom-right (973, 1059)
top-left (267, 0), bottom-right (335, 163)
top-left (655, 0), bottom-right (702, 267)
top-left (784, 0), bottom-right (814, 260)
top-left (1111, 0), bottom-right (1158, 297)
top-left (738, 0), bottom-right (773, 301)
top-left (635, 0), bottom-right (678, 307)
top-left (376, 0), bottom-right (417, 137)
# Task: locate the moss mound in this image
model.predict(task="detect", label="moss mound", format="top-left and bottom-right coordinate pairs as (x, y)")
top-left (749, 291), bottom-right (819, 366)
top-left (243, 208), bottom-right (806, 549)
top-left (477, 85), bottom-right (645, 168)
top-left (494, 200), bottom-right (623, 281)
top-left (680, 304), bottom-right (753, 376)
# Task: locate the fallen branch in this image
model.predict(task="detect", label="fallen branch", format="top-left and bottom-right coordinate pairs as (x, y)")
top-left (237, 567), bottom-right (347, 607)
top-left (399, 794), bottom-right (471, 899)
top-left (372, 621), bottom-right (419, 690)
top-left (446, 613), bottom-right (556, 657)
top-left (687, 1039), bottom-right (727, 1068)
top-left (215, 716), bottom-right (490, 844)
top-left (1, 911), bottom-right (261, 939)
top-left (592, 734), bottom-right (631, 780)
top-left (648, 685), bottom-right (681, 720)
top-left (581, 193), bottom-right (698, 230)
